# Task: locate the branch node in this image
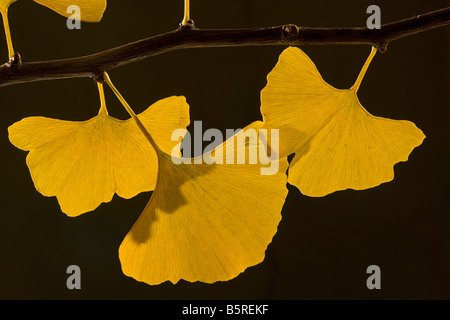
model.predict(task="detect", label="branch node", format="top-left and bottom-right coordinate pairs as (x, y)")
top-left (179, 19), bottom-right (195, 30)
top-left (282, 24), bottom-right (300, 42)
top-left (93, 72), bottom-right (105, 83)
top-left (8, 52), bottom-right (22, 71)
top-left (375, 42), bottom-right (389, 53)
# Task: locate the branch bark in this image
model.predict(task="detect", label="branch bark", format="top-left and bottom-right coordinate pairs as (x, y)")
top-left (0, 7), bottom-right (449, 88)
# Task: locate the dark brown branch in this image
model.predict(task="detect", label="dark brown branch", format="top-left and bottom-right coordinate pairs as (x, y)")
top-left (0, 7), bottom-right (449, 88)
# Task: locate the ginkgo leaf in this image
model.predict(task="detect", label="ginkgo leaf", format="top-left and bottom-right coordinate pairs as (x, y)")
top-left (261, 46), bottom-right (425, 197)
top-left (0, 0), bottom-right (106, 22)
top-left (1, 0), bottom-right (106, 58)
top-left (33, 0), bottom-right (107, 22)
top-left (119, 121), bottom-right (288, 285)
top-left (8, 84), bottom-right (189, 216)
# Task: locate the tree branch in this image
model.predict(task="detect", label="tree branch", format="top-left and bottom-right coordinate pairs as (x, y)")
top-left (0, 7), bottom-right (449, 88)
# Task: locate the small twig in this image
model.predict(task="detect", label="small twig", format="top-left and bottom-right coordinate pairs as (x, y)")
top-left (0, 7), bottom-right (449, 88)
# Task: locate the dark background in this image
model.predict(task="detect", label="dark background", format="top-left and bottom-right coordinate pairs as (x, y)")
top-left (0, 0), bottom-right (449, 299)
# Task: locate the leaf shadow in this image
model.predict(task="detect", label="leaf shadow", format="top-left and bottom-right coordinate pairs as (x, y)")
top-left (129, 153), bottom-right (212, 244)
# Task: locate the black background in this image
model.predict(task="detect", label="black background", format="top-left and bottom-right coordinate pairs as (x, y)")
top-left (0, 0), bottom-right (449, 299)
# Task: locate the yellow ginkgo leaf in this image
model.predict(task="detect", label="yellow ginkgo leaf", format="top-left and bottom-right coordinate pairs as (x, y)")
top-left (33, 0), bottom-right (107, 22)
top-left (8, 83), bottom-right (190, 216)
top-left (1, 0), bottom-right (106, 57)
top-left (261, 46), bottom-right (425, 197)
top-left (119, 121), bottom-right (288, 285)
